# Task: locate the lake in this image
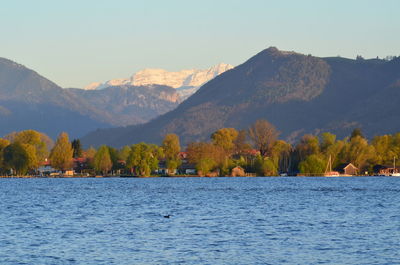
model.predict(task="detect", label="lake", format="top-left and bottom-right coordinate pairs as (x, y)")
top-left (0, 177), bottom-right (399, 264)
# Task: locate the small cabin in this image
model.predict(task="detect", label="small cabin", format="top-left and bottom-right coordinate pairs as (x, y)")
top-left (231, 166), bottom-right (245, 177)
top-left (336, 163), bottom-right (358, 175)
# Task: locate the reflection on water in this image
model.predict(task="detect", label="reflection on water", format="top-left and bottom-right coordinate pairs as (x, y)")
top-left (0, 177), bottom-right (399, 264)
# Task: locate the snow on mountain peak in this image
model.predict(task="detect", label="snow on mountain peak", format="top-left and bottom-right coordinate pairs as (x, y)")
top-left (83, 63), bottom-right (234, 96)
top-left (84, 82), bottom-right (103, 90)
top-left (131, 68), bottom-right (198, 88)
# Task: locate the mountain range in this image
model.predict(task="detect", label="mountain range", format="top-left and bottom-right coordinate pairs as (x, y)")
top-left (83, 63), bottom-right (233, 100)
top-left (81, 47), bottom-right (400, 148)
top-left (0, 58), bottom-right (231, 139)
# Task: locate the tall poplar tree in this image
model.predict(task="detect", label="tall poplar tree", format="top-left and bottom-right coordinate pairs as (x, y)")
top-left (94, 145), bottom-right (112, 175)
top-left (0, 138), bottom-right (10, 172)
top-left (162, 134), bottom-right (181, 172)
top-left (49, 132), bottom-right (73, 171)
top-left (71, 139), bottom-right (83, 158)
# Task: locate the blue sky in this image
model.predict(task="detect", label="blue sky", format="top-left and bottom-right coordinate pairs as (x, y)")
top-left (1, 0), bottom-right (399, 88)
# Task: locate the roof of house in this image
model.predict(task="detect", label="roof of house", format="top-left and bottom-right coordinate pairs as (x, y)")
top-left (73, 157), bottom-right (87, 163)
top-left (344, 163), bottom-right (358, 170)
top-left (335, 163), bottom-right (358, 171)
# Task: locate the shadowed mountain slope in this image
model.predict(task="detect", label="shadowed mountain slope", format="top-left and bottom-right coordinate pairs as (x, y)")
top-left (0, 58), bottom-right (111, 138)
top-left (82, 47), bottom-right (400, 147)
top-left (0, 58), bottom-right (181, 138)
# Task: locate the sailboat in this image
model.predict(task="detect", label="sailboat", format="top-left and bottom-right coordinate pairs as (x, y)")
top-left (390, 157), bottom-right (400, 177)
top-left (324, 155), bottom-right (340, 177)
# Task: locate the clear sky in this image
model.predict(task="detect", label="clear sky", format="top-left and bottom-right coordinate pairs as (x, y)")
top-left (1, 0), bottom-right (399, 88)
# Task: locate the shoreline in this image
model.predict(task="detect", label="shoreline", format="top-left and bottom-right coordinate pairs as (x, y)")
top-left (0, 175), bottom-right (392, 179)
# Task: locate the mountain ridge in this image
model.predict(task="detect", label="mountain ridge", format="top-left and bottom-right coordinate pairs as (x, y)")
top-left (81, 47), bottom-right (400, 148)
top-left (0, 57), bottom-right (232, 139)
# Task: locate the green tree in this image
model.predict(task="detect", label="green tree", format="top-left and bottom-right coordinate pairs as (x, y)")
top-left (12, 130), bottom-right (49, 166)
top-left (270, 140), bottom-right (292, 173)
top-left (126, 143), bottom-right (163, 176)
top-left (94, 145), bottom-right (112, 175)
top-left (371, 135), bottom-right (394, 165)
top-left (107, 146), bottom-right (119, 170)
top-left (118, 146), bottom-right (131, 161)
top-left (0, 138), bottom-right (10, 172)
top-left (320, 132), bottom-right (337, 152)
top-left (3, 142), bottom-right (30, 175)
top-left (248, 119), bottom-right (279, 156)
top-left (341, 136), bottom-right (374, 171)
top-left (49, 132), bottom-right (73, 171)
top-left (319, 132), bottom-right (345, 169)
top-left (296, 134), bottom-right (320, 161)
top-left (391, 133), bottom-right (400, 160)
top-left (187, 142), bottom-right (225, 175)
top-left (211, 128), bottom-right (238, 154)
top-left (196, 158), bottom-right (217, 176)
top-left (254, 155), bottom-right (278, 176)
top-left (162, 134), bottom-right (181, 173)
top-left (83, 146), bottom-right (97, 169)
top-left (298, 154), bottom-right (326, 175)
top-left (22, 143), bottom-right (39, 171)
top-left (325, 140), bottom-right (346, 169)
top-left (71, 139), bottom-right (83, 158)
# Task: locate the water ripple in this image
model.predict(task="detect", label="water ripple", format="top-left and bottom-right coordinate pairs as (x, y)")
top-left (0, 177), bottom-right (399, 264)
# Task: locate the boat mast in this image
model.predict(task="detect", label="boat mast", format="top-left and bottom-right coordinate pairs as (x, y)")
top-left (325, 155), bottom-right (332, 173)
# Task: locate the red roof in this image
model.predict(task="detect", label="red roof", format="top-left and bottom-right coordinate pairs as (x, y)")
top-left (73, 157), bottom-right (87, 163)
top-left (246, 149), bottom-right (260, 156)
top-left (178, 152), bottom-right (188, 159)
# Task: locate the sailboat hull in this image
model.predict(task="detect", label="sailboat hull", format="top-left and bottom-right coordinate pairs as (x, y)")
top-left (324, 171), bottom-right (340, 177)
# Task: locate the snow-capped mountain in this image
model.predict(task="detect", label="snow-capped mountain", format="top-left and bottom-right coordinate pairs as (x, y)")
top-left (84, 63), bottom-right (233, 98)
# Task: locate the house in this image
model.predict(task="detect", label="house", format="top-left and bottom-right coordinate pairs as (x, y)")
top-left (37, 164), bottom-right (58, 176)
top-left (232, 149), bottom-right (261, 164)
top-left (64, 170), bottom-right (74, 176)
top-left (336, 163), bottom-right (358, 175)
top-left (156, 160), bottom-right (177, 175)
top-left (375, 165), bottom-right (400, 176)
top-left (73, 157), bottom-right (87, 173)
top-left (178, 152), bottom-right (188, 163)
top-left (178, 163), bottom-right (197, 175)
top-left (231, 166), bottom-right (245, 177)
top-left (73, 157), bottom-right (97, 175)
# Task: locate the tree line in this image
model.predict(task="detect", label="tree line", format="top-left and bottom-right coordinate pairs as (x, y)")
top-left (1, 121), bottom-right (400, 176)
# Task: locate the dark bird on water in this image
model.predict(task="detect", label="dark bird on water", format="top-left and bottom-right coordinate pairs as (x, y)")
top-left (163, 215), bottom-right (171, 218)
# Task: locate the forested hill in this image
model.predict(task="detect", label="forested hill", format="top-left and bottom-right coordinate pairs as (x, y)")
top-left (0, 58), bottom-right (110, 138)
top-left (0, 58), bottom-right (181, 139)
top-left (82, 47), bottom-right (400, 147)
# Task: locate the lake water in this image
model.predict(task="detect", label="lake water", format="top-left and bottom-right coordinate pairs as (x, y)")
top-left (0, 177), bottom-right (399, 264)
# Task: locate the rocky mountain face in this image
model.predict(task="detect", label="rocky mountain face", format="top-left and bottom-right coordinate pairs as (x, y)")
top-left (67, 85), bottom-right (180, 126)
top-left (84, 63), bottom-right (233, 99)
top-left (81, 47), bottom-right (400, 148)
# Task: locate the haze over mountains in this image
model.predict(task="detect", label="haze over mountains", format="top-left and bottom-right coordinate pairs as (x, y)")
top-left (82, 47), bottom-right (400, 148)
top-left (0, 58), bottom-right (232, 139)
